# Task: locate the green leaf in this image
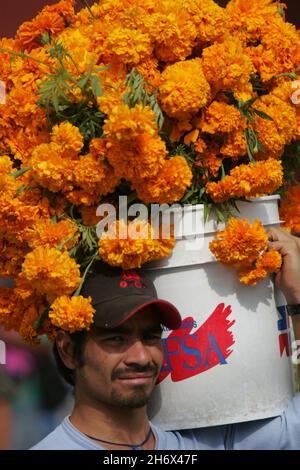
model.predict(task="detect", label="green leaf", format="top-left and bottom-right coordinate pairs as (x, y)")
top-left (252, 108), bottom-right (273, 121)
top-left (91, 75), bottom-right (103, 97)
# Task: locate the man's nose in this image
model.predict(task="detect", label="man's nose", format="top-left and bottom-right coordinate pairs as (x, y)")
top-left (124, 340), bottom-right (152, 367)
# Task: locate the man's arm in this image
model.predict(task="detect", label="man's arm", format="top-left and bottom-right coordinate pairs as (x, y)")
top-left (267, 228), bottom-right (300, 380)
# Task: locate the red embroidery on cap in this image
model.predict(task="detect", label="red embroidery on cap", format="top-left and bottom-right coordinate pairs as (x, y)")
top-left (120, 271), bottom-right (145, 288)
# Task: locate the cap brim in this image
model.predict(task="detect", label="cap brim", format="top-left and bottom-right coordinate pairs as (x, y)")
top-left (93, 294), bottom-right (182, 330)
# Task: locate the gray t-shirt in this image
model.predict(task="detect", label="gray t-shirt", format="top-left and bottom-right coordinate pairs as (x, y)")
top-left (31, 393), bottom-right (300, 450)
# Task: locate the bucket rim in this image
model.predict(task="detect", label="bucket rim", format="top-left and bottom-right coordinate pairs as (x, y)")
top-left (158, 195), bottom-right (280, 214)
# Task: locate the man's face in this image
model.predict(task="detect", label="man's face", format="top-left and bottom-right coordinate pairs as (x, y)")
top-left (75, 306), bottom-right (164, 409)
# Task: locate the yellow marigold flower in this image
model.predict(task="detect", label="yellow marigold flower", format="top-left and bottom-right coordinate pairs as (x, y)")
top-left (280, 186), bottom-right (300, 234)
top-left (202, 38), bottom-right (254, 95)
top-left (133, 156), bottom-right (192, 204)
top-left (30, 142), bottom-right (75, 193)
top-left (209, 218), bottom-right (268, 268)
top-left (51, 122), bottom-right (84, 154)
top-left (159, 59), bottom-right (211, 120)
top-left (206, 159), bottom-right (283, 203)
top-left (200, 101), bottom-right (246, 135)
top-left (49, 295), bottom-right (95, 333)
top-left (105, 27), bottom-right (152, 65)
top-left (22, 247), bottom-right (81, 302)
top-left (104, 104), bottom-right (158, 141)
top-left (26, 218), bottom-right (78, 250)
top-left (99, 219), bottom-right (174, 270)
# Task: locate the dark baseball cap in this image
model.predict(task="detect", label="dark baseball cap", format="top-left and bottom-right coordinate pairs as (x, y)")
top-left (81, 263), bottom-right (182, 330)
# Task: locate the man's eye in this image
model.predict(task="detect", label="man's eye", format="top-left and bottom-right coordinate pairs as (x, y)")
top-left (144, 334), bottom-right (162, 342)
top-left (105, 336), bottom-right (124, 343)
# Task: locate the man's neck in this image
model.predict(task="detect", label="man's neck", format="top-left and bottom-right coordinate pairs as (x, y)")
top-left (69, 401), bottom-right (155, 450)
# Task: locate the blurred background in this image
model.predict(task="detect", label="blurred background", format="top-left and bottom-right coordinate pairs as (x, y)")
top-left (0, 0), bottom-right (300, 450)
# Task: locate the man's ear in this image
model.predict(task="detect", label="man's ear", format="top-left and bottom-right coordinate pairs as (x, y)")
top-left (55, 330), bottom-right (77, 371)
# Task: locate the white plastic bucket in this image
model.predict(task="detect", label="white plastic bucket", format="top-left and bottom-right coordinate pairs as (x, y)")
top-left (145, 196), bottom-right (293, 430)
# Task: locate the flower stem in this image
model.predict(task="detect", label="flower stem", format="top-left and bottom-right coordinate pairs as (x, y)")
top-left (73, 253), bottom-right (99, 297)
top-left (81, 0), bottom-right (95, 18)
top-left (0, 47), bottom-right (55, 72)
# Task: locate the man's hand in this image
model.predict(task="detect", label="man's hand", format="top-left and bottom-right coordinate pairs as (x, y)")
top-left (267, 227), bottom-right (300, 305)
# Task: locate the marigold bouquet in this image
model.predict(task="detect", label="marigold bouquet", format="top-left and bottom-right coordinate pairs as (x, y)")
top-left (0, 0), bottom-right (299, 342)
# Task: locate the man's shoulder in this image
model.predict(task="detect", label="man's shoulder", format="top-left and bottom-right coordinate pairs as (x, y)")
top-left (30, 420), bottom-right (75, 450)
top-left (152, 423), bottom-right (226, 450)
top-left (30, 417), bottom-right (99, 450)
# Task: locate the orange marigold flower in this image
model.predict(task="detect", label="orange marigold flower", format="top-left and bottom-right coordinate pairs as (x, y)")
top-left (209, 218), bottom-right (268, 268)
top-left (200, 101), bottom-right (246, 135)
top-left (220, 130), bottom-right (247, 160)
top-left (206, 159), bottom-right (283, 203)
top-left (253, 95), bottom-right (296, 160)
top-left (51, 122), bottom-right (84, 154)
top-left (256, 250), bottom-right (282, 273)
top-left (89, 138), bottom-right (108, 158)
top-left (16, 11), bottom-right (65, 51)
top-left (148, 9), bottom-right (197, 63)
top-left (238, 266), bottom-right (267, 286)
top-left (30, 142), bottom-right (75, 193)
top-left (49, 295), bottom-right (95, 333)
top-left (280, 186), bottom-right (300, 234)
top-left (238, 249), bottom-right (282, 286)
top-left (106, 134), bottom-right (166, 181)
top-left (0, 196), bottom-right (40, 244)
top-left (98, 219), bottom-right (174, 270)
top-left (25, 218), bottom-right (78, 250)
top-left (133, 156), bottom-right (193, 204)
top-left (0, 240), bottom-right (29, 278)
top-left (225, 0), bottom-right (281, 44)
top-left (195, 149), bottom-right (224, 178)
top-left (202, 38), bottom-right (254, 97)
top-left (21, 247), bottom-right (81, 302)
top-left (159, 59), bottom-right (210, 120)
top-left (105, 27), bottom-right (153, 65)
top-left (0, 287), bottom-right (23, 331)
top-left (247, 19), bottom-right (300, 82)
top-left (104, 104), bottom-right (158, 141)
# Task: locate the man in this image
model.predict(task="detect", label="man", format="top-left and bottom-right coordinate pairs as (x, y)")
top-left (32, 228), bottom-right (300, 450)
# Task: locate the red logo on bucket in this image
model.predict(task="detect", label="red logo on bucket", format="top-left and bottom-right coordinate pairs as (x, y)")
top-left (158, 303), bottom-right (235, 383)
